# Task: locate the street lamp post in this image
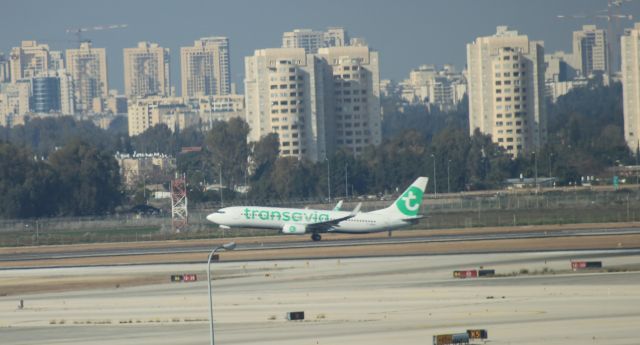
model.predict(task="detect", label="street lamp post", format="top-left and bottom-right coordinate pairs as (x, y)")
top-left (447, 159), bottom-right (451, 194)
top-left (430, 154), bottom-right (437, 198)
top-left (207, 242), bottom-right (236, 345)
top-left (219, 165), bottom-right (223, 207)
top-left (326, 157), bottom-right (331, 202)
top-left (345, 163), bottom-right (348, 199)
top-left (533, 151), bottom-right (538, 190)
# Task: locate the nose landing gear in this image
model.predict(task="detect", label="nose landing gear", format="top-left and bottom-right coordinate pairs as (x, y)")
top-left (311, 233), bottom-right (322, 241)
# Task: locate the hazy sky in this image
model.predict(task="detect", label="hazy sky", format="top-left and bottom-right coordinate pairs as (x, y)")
top-left (2, 0), bottom-right (639, 94)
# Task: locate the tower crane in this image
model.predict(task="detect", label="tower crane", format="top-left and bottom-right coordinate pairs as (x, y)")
top-left (557, 0), bottom-right (635, 73)
top-left (65, 24), bottom-right (128, 47)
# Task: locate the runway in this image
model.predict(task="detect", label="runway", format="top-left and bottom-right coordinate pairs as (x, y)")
top-left (1, 250), bottom-right (639, 344)
top-left (2, 225), bottom-right (640, 263)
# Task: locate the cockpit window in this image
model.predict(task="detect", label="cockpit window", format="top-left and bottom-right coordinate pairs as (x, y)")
top-left (216, 210), bottom-right (226, 214)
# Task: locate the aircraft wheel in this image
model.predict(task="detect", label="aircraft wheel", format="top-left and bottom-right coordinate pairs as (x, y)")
top-left (311, 233), bottom-right (322, 241)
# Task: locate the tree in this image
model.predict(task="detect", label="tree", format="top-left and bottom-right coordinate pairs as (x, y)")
top-left (130, 124), bottom-right (176, 154)
top-left (205, 118), bottom-right (250, 189)
top-left (49, 140), bottom-right (122, 216)
top-left (0, 141), bottom-right (58, 218)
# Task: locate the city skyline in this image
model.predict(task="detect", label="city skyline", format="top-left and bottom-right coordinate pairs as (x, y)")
top-left (2, 0), bottom-right (638, 94)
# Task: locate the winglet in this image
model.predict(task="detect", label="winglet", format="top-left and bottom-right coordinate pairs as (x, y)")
top-left (351, 202), bottom-right (362, 215)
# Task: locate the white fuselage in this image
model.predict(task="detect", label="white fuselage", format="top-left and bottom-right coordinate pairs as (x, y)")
top-left (206, 206), bottom-right (412, 234)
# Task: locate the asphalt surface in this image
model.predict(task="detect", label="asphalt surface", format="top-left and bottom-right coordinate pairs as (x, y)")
top-left (1, 226), bottom-right (640, 263)
top-left (2, 251), bottom-right (640, 345)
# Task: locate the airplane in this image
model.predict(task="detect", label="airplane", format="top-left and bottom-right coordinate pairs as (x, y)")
top-left (206, 177), bottom-right (428, 241)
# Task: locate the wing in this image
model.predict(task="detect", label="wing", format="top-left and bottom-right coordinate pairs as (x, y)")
top-left (307, 203), bottom-right (361, 232)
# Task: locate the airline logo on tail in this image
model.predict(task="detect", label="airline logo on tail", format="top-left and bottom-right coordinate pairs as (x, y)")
top-left (396, 186), bottom-right (423, 216)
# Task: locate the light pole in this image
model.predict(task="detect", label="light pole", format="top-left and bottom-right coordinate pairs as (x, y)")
top-left (326, 157), bottom-right (331, 202)
top-left (447, 159), bottom-right (451, 194)
top-left (207, 242), bottom-right (236, 345)
top-left (219, 165), bottom-right (223, 207)
top-left (533, 151), bottom-right (538, 190)
top-left (345, 163), bottom-right (348, 199)
top-left (548, 152), bottom-right (553, 178)
top-left (430, 153), bottom-right (437, 198)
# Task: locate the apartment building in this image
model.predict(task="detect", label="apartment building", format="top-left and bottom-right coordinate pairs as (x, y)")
top-left (467, 26), bottom-right (546, 156)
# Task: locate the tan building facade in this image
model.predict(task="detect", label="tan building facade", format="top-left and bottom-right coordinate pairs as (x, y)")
top-left (317, 46), bottom-right (382, 154)
top-left (245, 45), bottom-right (382, 161)
top-left (245, 48), bottom-right (334, 161)
top-left (180, 37), bottom-right (231, 97)
top-left (467, 26), bottom-right (546, 157)
top-left (9, 40), bottom-right (50, 83)
top-left (193, 94), bottom-right (245, 127)
top-left (572, 25), bottom-right (609, 78)
top-left (622, 23), bottom-right (640, 150)
top-left (127, 97), bottom-right (197, 136)
top-left (124, 42), bottom-right (171, 98)
top-left (282, 27), bottom-right (349, 53)
top-left (66, 42), bottom-right (108, 113)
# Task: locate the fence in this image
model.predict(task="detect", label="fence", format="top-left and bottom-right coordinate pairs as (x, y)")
top-left (1, 187), bottom-right (639, 247)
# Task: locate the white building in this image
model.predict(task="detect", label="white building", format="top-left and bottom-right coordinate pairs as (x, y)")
top-left (9, 40), bottom-right (50, 83)
top-left (245, 48), bottom-right (334, 161)
top-left (124, 42), bottom-right (171, 98)
top-left (127, 97), bottom-right (197, 136)
top-left (0, 81), bottom-right (31, 126)
top-left (190, 94), bottom-right (245, 127)
top-left (66, 42), bottom-right (108, 114)
top-left (622, 23), bottom-right (640, 150)
top-left (245, 44), bottom-right (382, 160)
top-left (544, 51), bottom-right (578, 82)
top-left (573, 25), bottom-right (609, 78)
top-left (0, 53), bottom-right (10, 83)
top-left (180, 37), bottom-right (231, 97)
top-left (400, 64), bottom-right (467, 111)
top-left (467, 26), bottom-right (547, 157)
top-left (282, 27), bottom-right (350, 53)
top-left (545, 79), bottom-right (588, 103)
top-left (48, 51), bottom-right (65, 71)
top-left (317, 46), bottom-right (382, 153)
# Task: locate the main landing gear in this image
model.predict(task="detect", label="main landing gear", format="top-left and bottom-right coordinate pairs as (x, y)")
top-left (311, 233), bottom-right (322, 241)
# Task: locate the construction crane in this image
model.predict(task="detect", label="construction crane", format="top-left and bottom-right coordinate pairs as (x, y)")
top-left (65, 24), bottom-right (128, 47)
top-left (557, 0), bottom-right (635, 73)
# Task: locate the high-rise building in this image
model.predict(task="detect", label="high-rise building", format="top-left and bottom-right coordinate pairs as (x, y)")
top-left (0, 53), bottom-right (10, 82)
top-left (544, 51), bottom-right (584, 103)
top-left (9, 40), bottom-right (50, 82)
top-left (282, 29), bottom-right (325, 54)
top-left (282, 27), bottom-right (350, 53)
top-left (467, 26), bottom-right (546, 157)
top-left (0, 81), bottom-right (31, 126)
top-left (48, 51), bottom-right (65, 71)
top-left (572, 25), bottom-right (609, 78)
top-left (245, 48), bottom-right (335, 161)
top-left (58, 70), bottom-right (75, 115)
top-left (622, 23), bottom-right (640, 151)
top-left (66, 42), bottom-right (108, 113)
top-left (123, 42), bottom-right (171, 98)
top-left (544, 51), bottom-right (577, 82)
top-left (31, 76), bottom-right (61, 113)
top-left (317, 45), bottom-right (382, 153)
top-left (245, 44), bottom-right (382, 161)
top-left (180, 37), bottom-right (231, 97)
